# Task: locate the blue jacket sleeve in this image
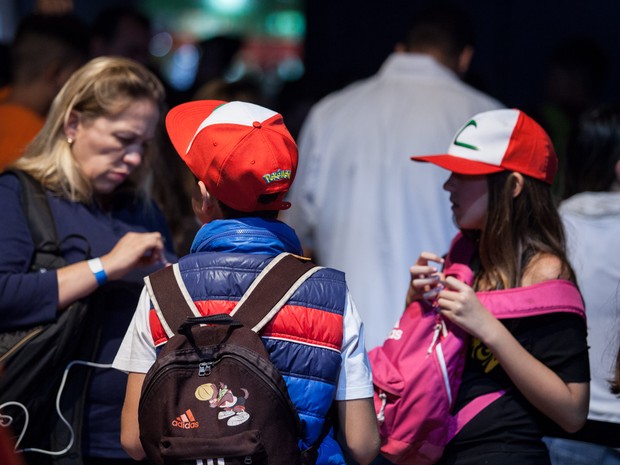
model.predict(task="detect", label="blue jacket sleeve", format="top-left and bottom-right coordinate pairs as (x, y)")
top-left (0, 174), bottom-right (59, 330)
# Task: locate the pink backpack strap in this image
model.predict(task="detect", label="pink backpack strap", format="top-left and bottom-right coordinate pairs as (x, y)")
top-left (478, 280), bottom-right (586, 320)
top-left (448, 390), bottom-right (506, 440)
top-left (442, 232), bottom-right (477, 286)
top-left (443, 232), bottom-right (476, 269)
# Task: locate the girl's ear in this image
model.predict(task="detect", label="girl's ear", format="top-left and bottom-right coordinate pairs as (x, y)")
top-left (511, 172), bottom-right (525, 198)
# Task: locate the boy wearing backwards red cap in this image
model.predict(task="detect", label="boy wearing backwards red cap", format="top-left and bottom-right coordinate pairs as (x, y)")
top-left (112, 100), bottom-right (380, 465)
top-left (401, 108), bottom-right (589, 465)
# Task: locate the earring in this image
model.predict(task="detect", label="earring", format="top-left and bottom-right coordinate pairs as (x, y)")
top-left (66, 137), bottom-right (74, 146)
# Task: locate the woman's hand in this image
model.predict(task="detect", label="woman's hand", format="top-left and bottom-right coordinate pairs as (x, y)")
top-left (405, 252), bottom-right (445, 308)
top-left (56, 231), bottom-right (168, 309)
top-left (101, 232), bottom-right (168, 281)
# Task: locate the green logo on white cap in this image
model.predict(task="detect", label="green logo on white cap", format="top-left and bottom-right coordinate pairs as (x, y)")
top-left (453, 119), bottom-right (480, 151)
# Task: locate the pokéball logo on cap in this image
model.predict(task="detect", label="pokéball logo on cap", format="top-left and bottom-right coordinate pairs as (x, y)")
top-left (411, 109), bottom-right (558, 185)
top-left (166, 100), bottom-right (298, 212)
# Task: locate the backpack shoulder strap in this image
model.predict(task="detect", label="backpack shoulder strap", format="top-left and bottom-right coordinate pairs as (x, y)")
top-left (448, 390), bottom-right (506, 441)
top-left (478, 279), bottom-right (586, 320)
top-left (7, 169), bottom-right (64, 270)
top-left (230, 252), bottom-right (322, 332)
top-left (145, 253), bottom-right (321, 337)
top-left (442, 232), bottom-right (476, 286)
top-left (145, 263), bottom-right (200, 338)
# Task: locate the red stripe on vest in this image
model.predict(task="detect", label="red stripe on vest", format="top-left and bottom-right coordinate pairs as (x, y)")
top-left (150, 300), bottom-right (343, 350)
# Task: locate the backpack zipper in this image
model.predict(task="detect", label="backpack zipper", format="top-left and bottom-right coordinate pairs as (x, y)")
top-left (199, 361), bottom-right (213, 376)
top-left (139, 359), bottom-right (219, 412)
top-left (377, 391), bottom-right (387, 423)
top-left (0, 327), bottom-right (44, 363)
top-left (426, 315), bottom-right (446, 355)
top-left (426, 314), bottom-right (452, 405)
top-left (434, 342), bottom-right (452, 405)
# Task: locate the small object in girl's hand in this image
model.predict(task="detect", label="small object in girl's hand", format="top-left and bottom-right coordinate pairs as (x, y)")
top-left (423, 282), bottom-right (445, 301)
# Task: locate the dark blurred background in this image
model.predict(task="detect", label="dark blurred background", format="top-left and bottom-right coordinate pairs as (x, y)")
top-left (2, 0), bottom-right (620, 124)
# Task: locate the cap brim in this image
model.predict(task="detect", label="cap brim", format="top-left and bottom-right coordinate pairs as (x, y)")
top-left (165, 100), bottom-right (228, 160)
top-left (410, 154), bottom-right (505, 176)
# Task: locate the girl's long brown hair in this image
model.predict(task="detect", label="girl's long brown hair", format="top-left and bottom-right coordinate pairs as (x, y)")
top-left (475, 171), bottom-right (575, 291)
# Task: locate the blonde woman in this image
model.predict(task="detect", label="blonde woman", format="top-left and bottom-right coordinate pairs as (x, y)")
top-left (0, 56), bottom-right (176, 465)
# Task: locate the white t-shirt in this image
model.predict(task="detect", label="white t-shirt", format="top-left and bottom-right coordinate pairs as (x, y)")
top-left (560, 191), bottom-right (620, 425)
top-left (113, 286), bottom-right (374, 401)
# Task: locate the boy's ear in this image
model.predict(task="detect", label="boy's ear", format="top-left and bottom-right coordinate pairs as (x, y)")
top-left (192, 180), bottom-right (221, 224)
top-left (198, 181), bottom-right (211, 207)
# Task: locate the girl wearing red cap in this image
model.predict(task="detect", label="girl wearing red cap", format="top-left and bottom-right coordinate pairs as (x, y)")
top-left (404, 109), bottom-right (589, 465)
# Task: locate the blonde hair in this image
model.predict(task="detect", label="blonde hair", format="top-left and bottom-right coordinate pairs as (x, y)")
top-left (13, 56), bottom-right (166, 203)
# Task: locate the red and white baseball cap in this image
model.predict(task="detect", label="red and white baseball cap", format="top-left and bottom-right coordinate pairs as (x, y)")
top-left (411, 109), bottom-right (558, 184)
top-left (166, 100), bottom-right (298, 212)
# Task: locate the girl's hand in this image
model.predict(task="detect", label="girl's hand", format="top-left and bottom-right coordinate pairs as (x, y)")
top-left (436, 276), bottom-right (500, 341)
top-left (405, 252), bottom-right (445, 307)
top-left (436, 277), bottom-right (589, 433)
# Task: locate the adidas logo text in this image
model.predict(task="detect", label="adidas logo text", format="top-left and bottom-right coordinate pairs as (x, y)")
top-left (171, 409), bottom-right (199, 429)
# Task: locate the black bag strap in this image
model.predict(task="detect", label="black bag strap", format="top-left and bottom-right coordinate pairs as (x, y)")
top-left (1, 171), bottom-right (98, 464)
top-left (145, 253), bottom-right (322, 337)
top-left (7, 169), bottom-right (65, 270)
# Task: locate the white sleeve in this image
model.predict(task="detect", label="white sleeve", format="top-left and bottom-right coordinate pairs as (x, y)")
top-left (112, 286), bottom-right (158, 374)
top-left (335, 289), bottom-right (374, 400)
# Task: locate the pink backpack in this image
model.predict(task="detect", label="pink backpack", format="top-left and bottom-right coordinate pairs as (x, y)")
top-left (368, 234), bottom-right (586, 465)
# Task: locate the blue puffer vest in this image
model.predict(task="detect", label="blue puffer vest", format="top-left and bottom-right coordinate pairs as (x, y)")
top-left (152, 218), bottom-right (349, 464)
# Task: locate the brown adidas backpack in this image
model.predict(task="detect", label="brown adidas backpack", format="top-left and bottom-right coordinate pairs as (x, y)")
top-left (138, 253), bottom-right (323, 465)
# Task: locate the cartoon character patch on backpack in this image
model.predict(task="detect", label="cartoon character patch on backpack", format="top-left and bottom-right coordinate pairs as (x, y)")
top-left (196, 382), bottom-right (250, 426)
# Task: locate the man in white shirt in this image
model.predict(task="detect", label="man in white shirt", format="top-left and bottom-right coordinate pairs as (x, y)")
top-left (283, 4), bottom-right (503, 349)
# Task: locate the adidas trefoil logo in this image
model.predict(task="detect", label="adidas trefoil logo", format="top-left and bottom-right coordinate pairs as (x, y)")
top-left (171, 409), bottom-right (199, 429)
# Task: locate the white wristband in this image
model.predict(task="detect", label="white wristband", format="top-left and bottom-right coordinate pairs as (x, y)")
top-left (87, 258), bottom-right (107, 286)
